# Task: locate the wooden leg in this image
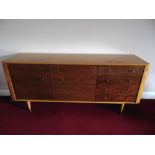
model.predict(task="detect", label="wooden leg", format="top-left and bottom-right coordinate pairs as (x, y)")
top-left (121, 103), bottom-right (125, 113)
top-left (27, 101), bottom-right (31, 112)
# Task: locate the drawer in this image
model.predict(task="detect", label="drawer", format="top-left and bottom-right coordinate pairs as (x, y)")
top-left (108, 85), bottom-right (139, 95)
top-left (95, 90), bottom-right (137, 102)
top-left (53, 65), bottom-right (97, 101)
top-left (97, 76), bottom-right (141, 85)
top-left (106, 94), bottom-right (137, 102)
top-left (96, 76), bottom-right (141, 90)
top-left (97, 65), bottom-right (144, 77)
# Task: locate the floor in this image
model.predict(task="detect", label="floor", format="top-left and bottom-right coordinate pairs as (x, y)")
top-left (0, 97), bottom-right (155, 135)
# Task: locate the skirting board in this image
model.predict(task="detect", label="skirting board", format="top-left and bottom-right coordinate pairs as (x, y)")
top-left (0, 88), bottom-right (155, 99)
top-left (0, 88), bottom-right (10, 96)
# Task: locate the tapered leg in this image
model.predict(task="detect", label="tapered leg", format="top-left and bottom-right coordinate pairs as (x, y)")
top-left (27, 101), bottom-right (31, 112)
top-left (121, 103), bottom-right (125, 113)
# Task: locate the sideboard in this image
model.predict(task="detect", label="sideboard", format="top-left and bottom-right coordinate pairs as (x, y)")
top-left (2, 53), bottom-right (149, 112)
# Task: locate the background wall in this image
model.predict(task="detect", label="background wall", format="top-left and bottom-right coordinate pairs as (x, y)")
top-left (0, 19), bottom-right (155, 98)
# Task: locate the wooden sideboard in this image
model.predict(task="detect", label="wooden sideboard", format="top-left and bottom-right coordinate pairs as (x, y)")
top-left (2, 53), bottom-right (149, 112)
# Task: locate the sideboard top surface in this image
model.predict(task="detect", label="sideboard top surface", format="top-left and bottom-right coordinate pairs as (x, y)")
top-left (3, 53), bottom-right (149, 65)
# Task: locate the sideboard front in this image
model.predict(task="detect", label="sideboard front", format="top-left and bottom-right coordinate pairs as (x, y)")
top-left (6, 64), bottom-right (145, 103)
top-left (7, 64), bottom-right (97, 102)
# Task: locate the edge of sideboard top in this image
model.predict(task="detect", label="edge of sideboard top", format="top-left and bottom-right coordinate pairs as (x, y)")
top-left (2, 53), bottom-right (149, 65)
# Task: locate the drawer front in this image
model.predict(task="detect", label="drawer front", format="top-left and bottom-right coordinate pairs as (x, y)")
top-left (97, 65), bottom-right (144, 77)
top-left (7, 64), bottom-right (53, 100)
top-left (53, 65), bottom-right (97, 101)
top-left (96, 65), bottom-right (144, 102)
top-left (106, 94), bottom-right (137, 102)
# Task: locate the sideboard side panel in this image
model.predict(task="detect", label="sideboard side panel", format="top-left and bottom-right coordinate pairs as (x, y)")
top-left (2, 63), bottom-right (16, 100)
top-left (136, 64), bottom-right (150, 103)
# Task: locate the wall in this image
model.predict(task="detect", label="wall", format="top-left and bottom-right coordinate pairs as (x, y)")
top-left (0, 19), bottom-right (155, 98)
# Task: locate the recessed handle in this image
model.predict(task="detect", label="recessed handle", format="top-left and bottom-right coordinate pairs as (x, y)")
top-left (57, 77), bottom-right (65, 82)
top-left (41, 78), bottom-right (45, 81)
top-left (125, 88), bottom-right (129, 91)
top-left (125, 79), bottom-right (133, 83)
top-left (129, 80), bottom-right (133, 83)
top-left (124, 97), bottom-right (128, 101)
top-left (35, 77), bottom-right (46, 81)
top-left (106, 79), bottom-right (111, 83)
top-left (128, 69), bottom-right (135, 73)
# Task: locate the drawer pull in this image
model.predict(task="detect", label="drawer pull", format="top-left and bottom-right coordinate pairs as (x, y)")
top-left (128, 80), bottom-right (133, 83)
top-left (125, 80), bottom-right (133, 83)
top-left (41, 78), bottom-right (45, 81)
top-left (106, 79), bottom-right (110, 83)
top-left (56, 77), bottom-right (65, 82)
top-left (129, 69), bottom-right (135, 73)
top-left (35, 77), bottom-right (45, 81)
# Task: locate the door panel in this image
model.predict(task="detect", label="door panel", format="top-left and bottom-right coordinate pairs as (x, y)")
top-left (53, 65), bottom-right (97, 101)
top-left (8, 64), bottom-right (53, 100)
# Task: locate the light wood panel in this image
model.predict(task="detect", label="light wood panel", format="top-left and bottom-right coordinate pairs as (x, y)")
top-left (3, 53), bottom-right (149, 65)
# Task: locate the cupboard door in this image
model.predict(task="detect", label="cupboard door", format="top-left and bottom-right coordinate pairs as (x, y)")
top-left (96, 66), bottom-right (144, 102)
top-left (7, 64), bottom-right (53, 100)
top-left (53, 65), bottom-right (97, 101)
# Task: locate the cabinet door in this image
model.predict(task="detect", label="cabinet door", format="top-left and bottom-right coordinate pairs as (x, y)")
top-left (8, 64), bottom-right (53, 100)
top-left (53, 65), bottom-right (97, 101)
top-left (96, 66), bottom-right (144, 102)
